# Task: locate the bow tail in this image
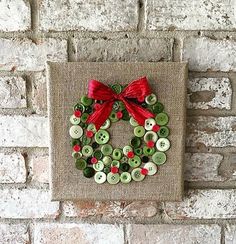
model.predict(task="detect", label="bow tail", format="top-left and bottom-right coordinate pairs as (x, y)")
top-left (86, 101), bottom-right (113, 130)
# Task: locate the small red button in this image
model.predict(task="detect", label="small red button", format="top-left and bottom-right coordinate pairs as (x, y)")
top-left (111, 166), bottom-right (119, 174)
top-left (73, 144), bottom-right (81, 152)
top-left (86, 130), bottom-right (94, 138)
top-left (116, 111), bottom-right (123, 119)
top-left (152, 124), bottom-right (160, 132)
top-left (127, 151), bottom-right (134, 158)
top-left (94, 103), bottom-right (101, 110)
top-left (74, 110), bottom-right (82, 117)
top-left (91, 157), bottom-right (98, 164)
top-left (141, 168), bottom-right (148, 175)
top-left (147, 140), bottom-right (155, 148)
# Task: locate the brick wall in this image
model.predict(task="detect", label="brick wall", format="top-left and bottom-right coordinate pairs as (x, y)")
top-left (0, 0), bottom-right (235, 243)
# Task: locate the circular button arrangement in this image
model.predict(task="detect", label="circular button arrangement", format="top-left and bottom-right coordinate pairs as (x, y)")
top-left (69, 82), bottom-right (171, 184)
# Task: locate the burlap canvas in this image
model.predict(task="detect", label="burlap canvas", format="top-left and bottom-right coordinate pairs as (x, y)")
top-left (48, 62), bottom-right (187, 201)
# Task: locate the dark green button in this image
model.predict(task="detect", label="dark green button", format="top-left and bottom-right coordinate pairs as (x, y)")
top-left (111, 84), bottom-right (122, 94)
top-left (152, 102), bottom-right (164, 114)
top-left (155, 112), bottom-right (169, 126)
top-left (93, 150), bottom-right (103, 160)
top-left (152, 152), bottom-right (167, 165)
top-left (95, 129), bottom-right (110, 144)
top-left (158, 126), bottom-right (170, 138)
top-left (143, 146), bottom-right (155, 156)
top-left (81, 113), bottom-right (89, 123)
top-left (122, 110), bottom-right (130, 121)
top-left (134, 148), bottom-right (142, 156)
top-left (76, 158), bottom-right (87, 170)
top-left (112, 148), bottom-right (122, 160)
top-left (74, 103), bottom-right (85, 112)
top-left (130, 137), bottom-right (141, 148)
top-left (70, 139), bottom-right (80, 147)
top-left (81, 95), bottom-right (93, 106)
top-left (80, 135), bottom-right (91, 146)
top-left (109, 111), bottom-right (118, 122)
top-left (103, 166), bottom-right (110, 174)
top-left (92, 142), bottom-right (99, 149)
top-left (120, 163), bottom-right (130, 172)
top-left (83, 167), bottom-right (95, 178)
top-left (85, 106), bottom-right (93, 114)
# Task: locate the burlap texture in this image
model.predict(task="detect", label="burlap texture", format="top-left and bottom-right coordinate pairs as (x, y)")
top-left (48, 62), bottom-right (187, 201)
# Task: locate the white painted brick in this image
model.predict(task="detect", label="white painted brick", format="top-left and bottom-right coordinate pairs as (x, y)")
top-left (75, 38), bottom-right (173, 62)
top-left (62, 201), bottom-right (158, 218)
top-left (0, 38), bottom-right (67, 71)
top-left (0, 189), bottom-right (59, 218)
top-left (0, 223), bottom-right (29, 244)
top-left (225, 225), bottom-right (236, 244)
top-left (187, 78), bottom-right (232, 110)
top-left (39, 0), bottom-right (138, 31)
top-left (187, 116), bottom-right (236, 148)
top-left (127, 224), bottom-right (221, 244)
top-left (34, 223), bottom-right (124, 244)
top-left (183, 37), bottom-right (236, 72)
top-left (164, 190), bottom-right (236, 219)
top-left (0, 76), bottom-right (26, 108)
top-left (0, 152), bottom-right (26, 183)
top-left (0, 115), bottom-right (48, 147)
top-left (185, 153), bottom-right (224, 181)
top-left (146, 0), bottom-right (236, 30)
top-left (0, 0), bottom-right (30, 32)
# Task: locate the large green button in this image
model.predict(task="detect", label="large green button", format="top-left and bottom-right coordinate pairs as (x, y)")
top-left (144, 131), bottom-right (158, 143)
top-left (152, 102), bottom-right (164, 114)
top-left (120, 172), bottom-right (131, 184)
top-left (81, 113), bottom-right (89, 123)
top-left (70, 115), bottom-right (80, 125)
top-left (81, 95), bottom-right (93, 106)
top-left (95, 129), bottom-right (110, 144)
top-left (131, 168), bottom-right (145, 181)
top-left (74, 103), bottom-right (85, 112)
top-left (93, 160), bottom-right (104, 171)
top-left (87, 123), bottom-right (97, 133)
top-left (101, 144), bottom-right (113, 155)
top-left (143, 146), bottom-right (155, 156)
top-left (134, 126), bottom-right (145, 137)
top-left (82, 145), bottom-right (93, 157)
top-left (143, 162), bottom-right (157, 175)
top-left (123, 145), bottom-right (133, 156)
top-left (155, 112), bottom-right (169, 126)
top-left (130, 117), bottom-right (138, 127)
top-left (128, 155), bottom-right (141, 168)
top-left (156, 138), bottom-right (170, 152)
top-left (158, 126), bottom-right (169, 138)
top-left (69, 125), bottom-right (83, 139)
top-left (144, 118), bottom-right (156, 131)
top-left (107, 172), bottom-right (120, 184)
top-left (130, 137), bottom-right (141, 148)
top-left (109, 111), bottom-right (118, 122)
top-left (145, 93), bottom-right (157, 105)
top-left (80, 135), bottom-right (91, 146)
top-left (152, 151), bottom-right (167, 165)
top-left (112, 148), bottom-right (122, 160)
top-left (100, 119), bottom-right (111, 129)
top-left (120, 163), bottom-right (130, 172)
top-left (102, 156), bottom-right (112, 166)
top-left (94, 172), bottom-right (106, 184)
top-left (75, 158), bottom-right (87, 170)
top-left (83, 167), bottom-right (95, 178)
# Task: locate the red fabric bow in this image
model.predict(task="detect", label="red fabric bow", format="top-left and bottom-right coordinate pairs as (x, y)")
top-left (86, 77), bottom-right (154, 130)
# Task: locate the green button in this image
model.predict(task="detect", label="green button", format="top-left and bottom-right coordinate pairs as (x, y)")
top-left (152, 102), bottom-right (164, 114)
top-left (112, 148), bottom-right (122, 160)
top-left (145, 93), bottom-right (157, 105)
top-left (93, 150), bottom-right (103, 160)
top-left (120, 172), bottom-right (132, 183)
top-left (143, 162), bottom-right (157, 175)
top-left (74, 103), bottom-right (85, 112)
top-left (152, 151), bottom-right (167, 165)
top-left (111, 84), bottom-right (122, 94)
top-left (101, 144), bottom-right (113, 156)
top-left (85, 106), bottom-right (93, 114)
top-left (109, 111), bottom-right (119, 122)
top-left (134, 148), bottom-right (142, 156)
top-left (80, 135), bottom-right (91, 146)
top-left (100, 119), bottom-right (111, 129)
top-left (122, 110), bottom-right (130, 121)
top-left (113, 101), bottom-right (120, 112)
top-left (70, 115), bottom-right (80, 125)
top-left (143, 146), bottom-right (155, 156)
top-left (75, 158), bottom-right (87, 170)
top-left (155, 112), bottom-right (169, 126)
top-left (70, 139), bottom-right (80, 147)
top-left (130, 137), bottom-right (141, 148)
top-left (103, 166), bottom-right (110, 174)
top-left (72, 151), bottom-right (82, 159)
top-left (82, 145), bottom-right (93, 157)
top-left (156, 138), bottom-right (170, 152)
top-left (81, 95), bottom-right (93, 106)
top-left (81, 113), bottom-right (89, 123)
top-left (107, 172), bottom-right (120, 184)
top-left (102, 156), bottom-right (112, 166)
top-left (123, 145), bottom-right (133, 156)
top-left (120, 156), bottom-right (128, 163)
top-left (95, 129), bottom-right (110, 144)
top-left (69, 125), bottom-right (83, 139)
top-left (87, 123), bottom-right (97, 133)
top-left (128, 155), bottom-right (141, 168)
top-left (118, 101), bottom-right (125, 110)
top-left (144, 118), bottom-right (156, 131)
top-left (158, 126), bottom-right (169, 138)
top-left (130, 117), bottom-right (138, 126)
top-left (134, 126), bottom-right (145, 137)
top-left (83, 167), bottom-right (95, 178)
top-left (93, 160), bottom-right (104, 171)
top-left (94, 172), bottom-right (106, 184)
top-left (111, 160), bottom-right (120, 168)
top-left (131, 168), bottom-right (145, 181)
top-left (144, 131), bottom-right (158, 143)
top-left (120, 163), bottom-right (130, 172)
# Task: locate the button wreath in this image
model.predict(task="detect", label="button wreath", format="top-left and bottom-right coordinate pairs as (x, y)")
top-left (69, 77), bottom-right (171, 184)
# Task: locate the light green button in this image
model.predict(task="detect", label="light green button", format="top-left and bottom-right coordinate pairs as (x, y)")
top-left (93, 160), bottom-right (104, 171)
top-left (143, 146), bottom-right (155, 156)
top-left (109, 111), bottom-right (118, 122)
top-left (75, 158), bottom-right (87, 170)
top-left (130, 117), bottom-right (138, 126)
top-left (158, 126), bottom-right (169, 138)
top-left (120, 156), bottom-right (128, 163)
top-left (123, 145), bottom-right (133, 156)
top-left (144, 131), bottom-right (158, 143)
top-left (102, 156), bottom-right (112, 166)
top-left (107, 172), bottom-right (120, 184)
top-left (134, 126), bottom-right (145, 137)
top-left (131, 168), bottom-right (145, 181)
top-left (111, 160), bottom-right (120, 168)
top-left (155, 112), bottom-right (169, 126)
top-left (81, 95), bottom-right (93, 106)
top-left (145, 93), bottom-right (157, 105)
top-left (100, 119), bottom-right (111, 129)
top-left (128, 155), bottom-right (141, 168)
top-left (156, 138), bottom-right (170, 152)
top-left (152, 151), bottom-right (167, 165)
top-left (143, 162), bottom-right (157, 175)
top-left (144, 118), bottom-right (156, 131)
top-left (69, 125), bottom-right (83, 139)
top-left (82, 145), bottom-right (93, 157)
top-left (94, 172), bottom-right (106, 184)
top-left (72, 151), bottom-right (82, 159)
top-left (70, 115), bottom-right (80, 125)
top-left (112, 148), bottom-right (122, 160)
top-left (87, 123), bottom-right (97, 133)
top-left (120, 172), bottom-right (132, 184)
top-left (95, 129), bottom-right (110, 144)
top-left (101, 144), bottom-right (113, 156)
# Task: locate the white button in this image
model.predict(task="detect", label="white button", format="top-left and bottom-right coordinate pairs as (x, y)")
top-left (70, 115), bottom-right (80, 125)
top-left (123, 145), bottom-right (133, 156)
top-left (143, 162), bottom-right (157, 175)
top-left (156, 138), bottom-right (170, 152)
top-left (144, 131), bottom-right (158, 143)
top-left (144, 118), bottom-right (156, 131)
top-left (145, 93), bottom-right (157, 105)
top-left (94, 172), bottom-right (106, 184)
top-left (69, 125), bottom-right (83, 139)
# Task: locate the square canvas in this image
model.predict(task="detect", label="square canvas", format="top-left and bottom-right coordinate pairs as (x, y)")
top-left (48, 62), bottom-right (187, 201)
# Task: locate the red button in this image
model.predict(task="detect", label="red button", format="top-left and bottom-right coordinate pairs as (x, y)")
top-left (141, 168), bottom-right (148, 175)
top-left (147, 140), bottom-right (155, 148)
top-left (111, 166), bottom-right (119, 174)
top-left (94, 103), bottom-right (101, 110)
top-left (74, 110), bottom-right (82, 117)
top-left (152, 124), bottom-right (160, 132)
top-left (91, 157), bottom-right (98, 164)
top-left (73, 144), bottom-right (81, 152)
top-left (86, 130), bottom-right (94, 138)
top-left (127, 151), bottom-right (134, 158)
top-left (116, 111), bottom-right (123, 119)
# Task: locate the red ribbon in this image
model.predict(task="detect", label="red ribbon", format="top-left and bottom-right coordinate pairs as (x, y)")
top-left (86, 77), bottom-right (154, 130)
